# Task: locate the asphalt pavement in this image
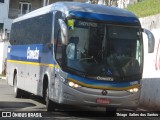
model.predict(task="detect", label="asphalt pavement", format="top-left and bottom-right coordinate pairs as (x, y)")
top-left (0, 77), bottom-right (159, 120)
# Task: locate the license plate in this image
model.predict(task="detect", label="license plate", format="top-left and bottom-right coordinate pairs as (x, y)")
top-left (96, 98), bottom-right (111, 104)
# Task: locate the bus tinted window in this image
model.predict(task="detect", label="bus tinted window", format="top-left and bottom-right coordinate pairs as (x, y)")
top-left (10, 12), bottom-right (53, 45)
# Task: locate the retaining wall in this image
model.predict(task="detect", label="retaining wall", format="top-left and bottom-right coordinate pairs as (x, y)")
top-left (140, 14), bottom-right (160, 110)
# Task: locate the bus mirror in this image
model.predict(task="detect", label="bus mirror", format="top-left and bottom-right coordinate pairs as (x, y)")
top-left (143, 28), bottom-right (155, 53)
top-left (58, 19), bottom-right (68, 45)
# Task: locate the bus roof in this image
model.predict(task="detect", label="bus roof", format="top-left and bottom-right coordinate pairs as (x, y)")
top-left (13, 2), bottom-right (139, 25)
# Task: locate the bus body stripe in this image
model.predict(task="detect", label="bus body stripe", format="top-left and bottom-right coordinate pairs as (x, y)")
top-left (68, 77), bottom-right (140, 90)
top-left (67, 73), bottom-right (140, 90)
top-left (7, 59), bottom-right (54, 67)
top-left (7, 59), bottom-right (140, 90)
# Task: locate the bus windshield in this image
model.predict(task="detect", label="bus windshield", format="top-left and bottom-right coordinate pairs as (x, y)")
top-left (65, 19), bottom-right (143, 79)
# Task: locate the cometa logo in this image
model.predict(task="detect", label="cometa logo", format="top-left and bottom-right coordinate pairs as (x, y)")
top-left (78, 21), bottom-right (97, 27)
top-left (27, 47), bottom-right (39, 60)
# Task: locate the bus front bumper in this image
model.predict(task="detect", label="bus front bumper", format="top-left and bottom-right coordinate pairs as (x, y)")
top-left (56, 82), bottom-right (140, 109)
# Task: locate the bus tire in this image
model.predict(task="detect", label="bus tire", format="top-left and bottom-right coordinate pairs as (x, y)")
top-left (13, 74), bottom-right (22, 98)
top-left (21, 90), bottom-right (30, 98)
top-left (45, 87), bottom-right (56, 112)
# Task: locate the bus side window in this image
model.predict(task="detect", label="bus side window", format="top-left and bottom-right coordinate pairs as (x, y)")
top-left (55, 31), bottom-right (62, 65)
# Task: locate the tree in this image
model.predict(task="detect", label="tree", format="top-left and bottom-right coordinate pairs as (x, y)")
top-left (90, 0), bottom-right (118, 6)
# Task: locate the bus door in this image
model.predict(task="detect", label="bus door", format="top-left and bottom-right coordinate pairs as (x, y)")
top-left (50, 11), bottom-right (63, 100)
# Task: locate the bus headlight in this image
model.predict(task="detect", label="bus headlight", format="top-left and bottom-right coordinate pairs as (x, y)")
top-left (68, 81), bottom-right (81, 88)
top-left (61, 77), bottom-right (81, 88)
top-left (127, 88), bottom-right (139, 93)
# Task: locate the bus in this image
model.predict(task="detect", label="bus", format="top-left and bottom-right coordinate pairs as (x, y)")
top-left (6, 2), bottom-right (155, 112)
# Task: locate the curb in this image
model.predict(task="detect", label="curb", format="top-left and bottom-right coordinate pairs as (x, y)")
top-left (0, 76), bottom-right (6, 80)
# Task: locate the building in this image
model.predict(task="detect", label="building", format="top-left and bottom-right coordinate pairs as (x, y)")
top-left (1, 0), bottom-right (75, 37)
top-left (0, 0), bottom-right (76, 74)
top-left (1, 0), bottom-right (142, 35)
top-left (0, 0), bottom-right (10, 39)
top-left (0, 0), bottom-right (141, 74)
top-left (0, 0), bottom-right (10, 75)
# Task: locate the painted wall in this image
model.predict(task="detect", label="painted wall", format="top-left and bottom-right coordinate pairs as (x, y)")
top-left (0, 0), bottom-right (9, 23)
top-left (0, 42), bottom-right (4, 74)
top-left (140, 14), bottom-right (160, 110)
top-left (0, 41), bottom-right (10, 74)
top-left (0, 0), bottom-right (12, 34)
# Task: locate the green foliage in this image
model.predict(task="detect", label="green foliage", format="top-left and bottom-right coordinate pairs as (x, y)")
top-left (126, 0), bottom-right (160, 17)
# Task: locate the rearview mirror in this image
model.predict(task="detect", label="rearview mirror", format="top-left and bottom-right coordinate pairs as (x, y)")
top-left (58, 19), bottom-right (68, 45)
top-left (143, 28), bottom-right (155, 53)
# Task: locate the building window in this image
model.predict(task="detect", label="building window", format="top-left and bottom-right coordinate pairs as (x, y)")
top-left (0, 23), bottom-right (3, 30)
top-left (0, 0), bottom-right (4, 3)
top-left (19, 2), bottom-right (32, 15)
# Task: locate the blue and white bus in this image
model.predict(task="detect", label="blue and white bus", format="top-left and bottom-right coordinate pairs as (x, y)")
top-left (7, 2), bottom-right (155, 111)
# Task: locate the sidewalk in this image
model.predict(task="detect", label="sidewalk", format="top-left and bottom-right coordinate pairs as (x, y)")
top-left (0, 75), bottom-right (6, 80)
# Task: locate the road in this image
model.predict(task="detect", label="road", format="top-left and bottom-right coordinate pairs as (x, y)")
top-left (0, 78), bottom-right (159, 120)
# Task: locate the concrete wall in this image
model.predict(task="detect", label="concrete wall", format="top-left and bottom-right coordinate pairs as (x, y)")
top-left (140, 14), bottom-right (160, 110)
top-left (0, 0), bottom-right (9, 23)
top-left (0, 41), bottom-right (10, 75)
top-left (0, 0), bottom-right (10, 74)
top-left (0, 0), bottom-right (11, 31)
top-left (0, 42), bottom-right (4, 74)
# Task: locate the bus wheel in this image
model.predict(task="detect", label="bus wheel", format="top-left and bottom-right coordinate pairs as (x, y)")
top-left (21, 90), bottom-right (30, 98)
top-left (45, 87), bottom-right (56, 111)
top-left (13, 74), bottom-right (22, 98)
